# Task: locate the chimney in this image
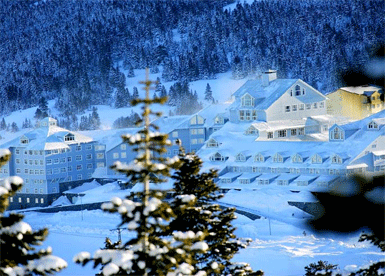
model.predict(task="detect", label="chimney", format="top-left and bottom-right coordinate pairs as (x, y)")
top-left (262, 69), bottom-right (277, 87)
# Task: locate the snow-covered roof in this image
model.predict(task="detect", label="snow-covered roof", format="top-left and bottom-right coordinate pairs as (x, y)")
top-left (0, 118), bottom-right (93, 150)
top-left (197, 110), bottom-right (385, 173)
top-left (219, 172), bottom-right (242, 179)
top-left (231, 78), bottom-right (326, 110)
top-left (338, 85), bottom-right (383, 96)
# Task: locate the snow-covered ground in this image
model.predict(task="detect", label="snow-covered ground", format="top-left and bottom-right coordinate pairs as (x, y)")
top-left (20, 181), bottom-right (384, 276)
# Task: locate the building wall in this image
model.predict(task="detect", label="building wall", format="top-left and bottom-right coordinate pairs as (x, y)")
top-left (267, 83), bottom-right (326, 122)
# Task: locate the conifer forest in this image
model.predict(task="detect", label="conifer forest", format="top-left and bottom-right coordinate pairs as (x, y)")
top-left (0, 0), bottom-right (384, 118)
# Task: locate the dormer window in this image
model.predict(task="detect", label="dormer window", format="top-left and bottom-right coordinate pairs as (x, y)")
top-left (207, 139), bottom-right (219, 148)
top-left (64, 133), bottom-right (75, 141)
top-left (254, 154), bottom-right (264, 162)
top-left (210, 152), bottom-right (225, 162)
top-left (20, 138), bottom-right (28, 144)
top-left (292, 154), bottom-right (302, 163)
top-left (368, 121), bottom-right (378, 129)
top-left (214, 116), bottom-right (224, 125)
top-left (330, 126), bottom-right (344, 140)
top-left (332, 155), bottom-right (342, 164)
top-left (245, 125), bottom-right (258, 135)
top-left (273, 154), bottom-right (283, 163)
top-left (311, 154), bottom-right (322, 164)
top-left (241, 94), bottom-right (254, 107)
top-left (235, 153), bottom-right (246, 162)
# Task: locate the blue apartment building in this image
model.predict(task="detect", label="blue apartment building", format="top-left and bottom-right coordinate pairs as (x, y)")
top-left (0, 117), bottom-right (106, 209)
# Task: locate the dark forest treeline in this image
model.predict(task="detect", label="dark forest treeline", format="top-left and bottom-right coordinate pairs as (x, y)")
top-left (0, 0), bottom-right (383, 116)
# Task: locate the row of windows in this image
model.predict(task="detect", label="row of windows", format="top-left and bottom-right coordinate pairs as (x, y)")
top-left (10, 197), bottom-right (45, 204)
top-left (15, 149), bottom-right (45, 155)
top-left (190, 128), bottom-right (205, 135)
top-left (191, 138), bottom-right (205, 145)
top-left (113, 152), bottom-right (127, 159)
top-left (233, 166), bottom-right (347, 175)
top-left (46, 164), bottom-right (94, 174)
top-left (212, 153), bottom-right (345, 164)
top-left (285, 102), bottom-right (324, 113)
top-left (239, 110), bottom-right (257, 121)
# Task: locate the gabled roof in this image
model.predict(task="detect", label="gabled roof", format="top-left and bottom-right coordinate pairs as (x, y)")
top-left (1, 118), bottom-right (93, 150)
top-left (338, 85), bottom-right (383, 96)
top-left (231, 78), bottom-right (326, 110)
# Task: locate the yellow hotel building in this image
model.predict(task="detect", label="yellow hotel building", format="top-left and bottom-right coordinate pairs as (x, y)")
top-left (327, 85), bottom-right (384, 120)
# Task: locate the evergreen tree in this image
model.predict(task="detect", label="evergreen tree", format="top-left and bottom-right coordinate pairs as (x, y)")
top-left (204, 83), bottom-right (214, 103)
top-left (304, 261), bottom-right (338, 276)
top-left (132, 86), bottom-right (139, 99)
top-left (0, 150), bottom-right (67, 275)
top-left (10, 122), bottom-right (18, 132)
top-left (0, 118), bottom-right (6, 130)
top-left (39, 97), bottom-right (49, 117)
top-left (89, 107), bottom-right (101, 130)
top-left (115, 87), bottom-right (130, 108)
top-left (75, 70), bottom-right (209, 276)
top-left (168, 146), bottom-right (261, 276)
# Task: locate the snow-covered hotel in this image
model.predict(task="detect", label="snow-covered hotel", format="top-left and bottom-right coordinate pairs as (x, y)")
top-left (0, 117), bottom-right (106, 209)
top-left (196, 71), bottom-right (385, 190)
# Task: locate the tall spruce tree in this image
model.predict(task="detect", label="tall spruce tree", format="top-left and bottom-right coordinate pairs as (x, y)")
top-left (204, 83), bottom-right (214, 103)
top-left (74, 70), bottom-right (209, 276)
top-left (0, 150), bottom-right (67, 275)
top-left (168, 145), bottom-right (261, 276)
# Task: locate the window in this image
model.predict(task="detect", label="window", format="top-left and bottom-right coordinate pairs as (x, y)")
top-left (16, 168), bottom-right (21, 174)
top-left (239, 179), bottom-right (250, 184)
top-left (306, 103), bottom-right (311, 110)
top-left (53, 168), bottom-right (59, 174)
top-left (267, 132), bottom-right (273, 139)
top-left (207, 139), bottom-right (218, 148)
top-left (68, 166), bottom-right (72, 172)
top-left (41, 198), bottom-right (44, 204)
top-left (21, 138), bottom-right (28, 144)
top-left (61, 167), bottom-right (66, 173)
top-left (254, 154), bottom-right (264, 162)
top-left (86, 154), bottom-right (92, 160)
top-left (67, 157), bottom-right (72, 162)
top-left (24, 159), bottom-right (28, 165)
top-left (292, 105), bottom-right (297, 111)
top-left (95, 145), bottom-right (105, 151)
top-left (214, 116), bottom-right (224, 125)
top-left (190, 129), bottom-right (197, 135)
top-left (65, 134), bottom-right (75, 141)
top-left (26, 198), bottom-right (30, 203)
top-left (245, 126), bottom-right (258, 135)
top-left (34, 160), bottom-right (39, 165)
top-left (87, 163), bottom-right (93, 169)
top-left (16, 159), bottom-right (20, 164)
top-left (24, 169), bottom-right (28, 174)
top-left (86, 144), bottom-right (92, 150)
top-left (291, 129), bottom-right (297, 136)
top-left (172, 131), bottom-right (178, 138)
top-left (313, 102), bottom-right (318, 109)
top-left (278, 130), bottom-right (287, 138)
top-left (29, 160), bottom-right (33, 165)
top-left (292, 155), bottom-right (302, 163)
top-left (191, 139), bottom-right (197, 144)
top-left (319, 102), bottom-right (325, 108)
top-left (312, 155), bottom-right (321, 164)
top-left (54, 158), bottom-right (59, 164)
top-left (331, 127), bottom-right (344, 140)
top-left (77, 165), bottom-right (82, 171)
top-left (197, 138), bottom-right (204, 144)
top-left (298, 128), bottom-right (305, 135)
top-left (295, 85), bottom-right (301, 96)
top-left (332, 156), bottom-right (342, 164)
top-left (30, 170), bottom-right (34, 175)
top-left (15, 149), bottom-right (20, 154)
top-left (40, 170), bottom-right (44, 174)
top-left (236, 154), bottom-right (245, 162)
top-left (299, 104), bottom-right (304, 110)
top-left (241, 94), bottom-right (254, 107)
top-left (239, 110), bottom-right (257, 121)
top-left (75, 155), bottom-right (82, 161)
top-left (77, 174), bottom-right (82, 180)
top-left (113, 153), bottom-right (119, 159)
top-left (210, 153), bottom-right (224, 162)
top-left (61, 157), bottom-right (66, 163)
top-left (121, 152), bottom-right (127, 158)
top-left (76, 145), bottom-right (82, 151)
top-left (273, 155), bottom-right (283, 163)
top-left (368, 122), bottom-right (378, 129)
top-left (197, 128), bottom-right (204, 135)
top-left (285, 106), bottom-right (290, 112)
top-left (47, 169), bottom-right (52, 175)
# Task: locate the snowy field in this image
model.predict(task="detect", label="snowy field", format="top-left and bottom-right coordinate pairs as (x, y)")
top-left (19, 181), bottom-right (384, 276)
